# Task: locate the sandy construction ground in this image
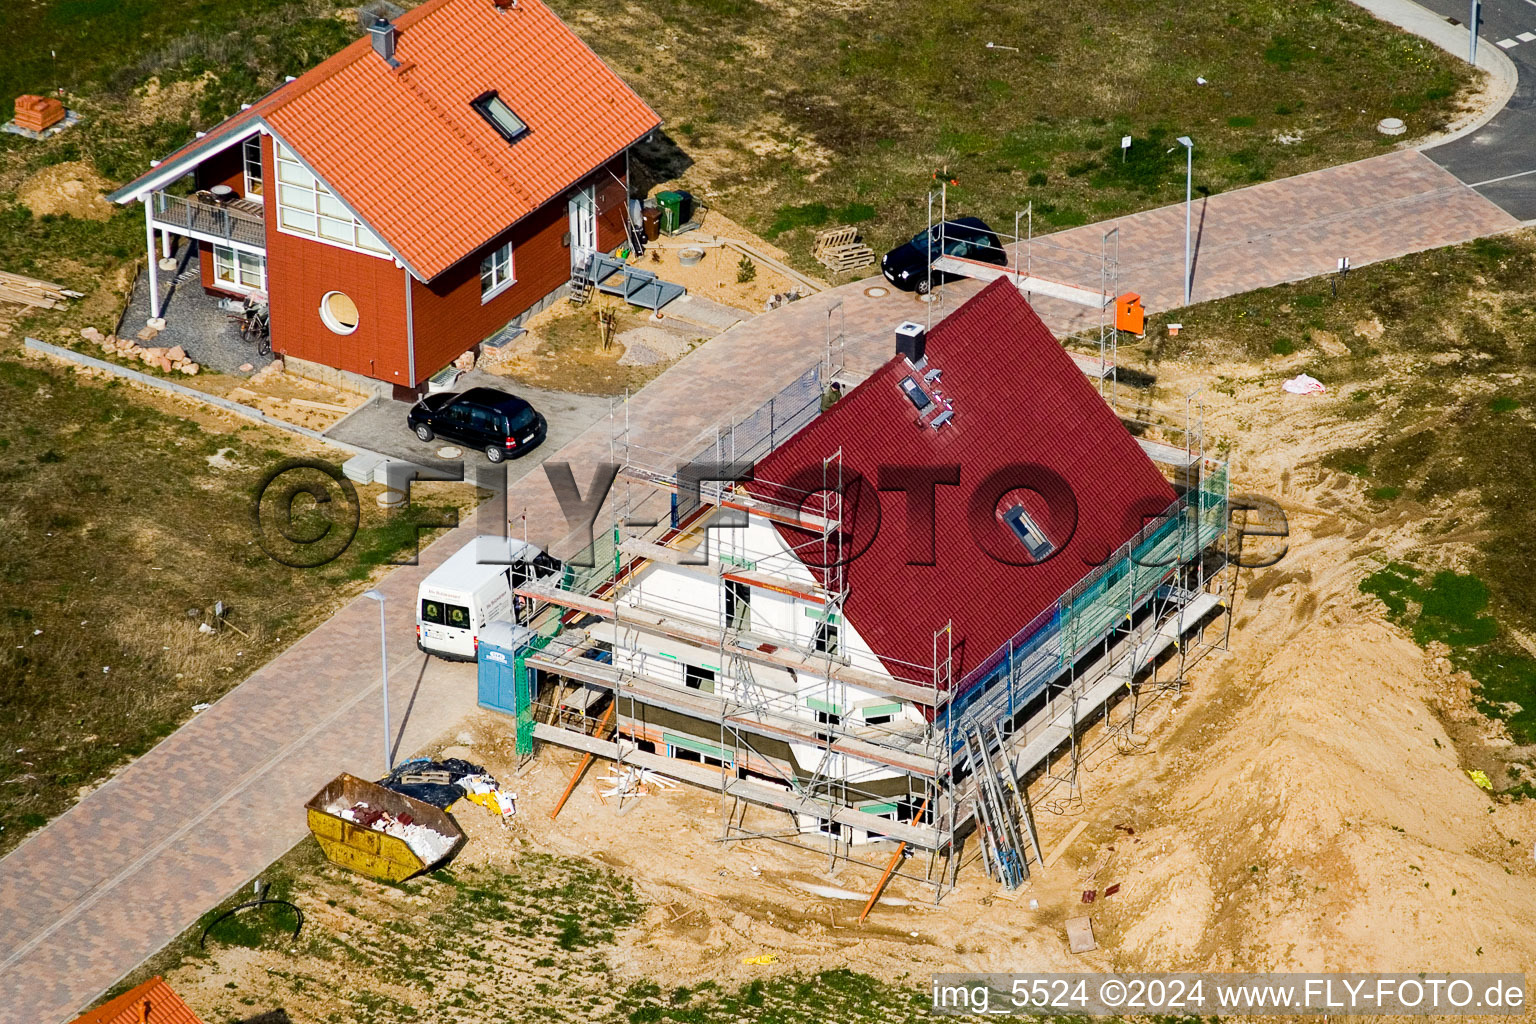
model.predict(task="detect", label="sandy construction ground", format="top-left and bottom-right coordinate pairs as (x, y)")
top-left (156, 341), bottom-right (1536, 1021)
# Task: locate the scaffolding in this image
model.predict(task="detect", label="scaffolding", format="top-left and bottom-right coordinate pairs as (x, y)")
top-left (925, 194), bottom-right (1121, 403)
top-left (512, 348), bottom-right (1232, 901)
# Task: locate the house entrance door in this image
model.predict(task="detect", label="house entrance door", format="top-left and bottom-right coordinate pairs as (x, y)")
top-left (568, 185), bottom-right (597, 274)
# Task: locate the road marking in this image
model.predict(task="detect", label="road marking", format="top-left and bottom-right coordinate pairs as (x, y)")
top-left (1469, 166), bottom-right (1536, 188)
top-left (1519, 31), bottom-right (1536, 40)
top-left (1497, 37), bottom-right (1519, 47)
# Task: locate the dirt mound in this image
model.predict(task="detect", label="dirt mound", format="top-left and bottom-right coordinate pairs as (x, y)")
top-left (1075, 360), bottom-right (1536, 979)
top-left (18, 161), bottom-right (114, 221)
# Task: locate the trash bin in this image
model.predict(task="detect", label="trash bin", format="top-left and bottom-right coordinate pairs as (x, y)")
top-left (641, 203), bottom-right (660, 242)
top-left (656, 190), bottom-right (687, 234)
top-left (305, 773), bottom-right (466, 882)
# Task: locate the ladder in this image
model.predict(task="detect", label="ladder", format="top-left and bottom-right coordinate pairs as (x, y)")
top-left (568, 252), bottom-right (594, 306)
top-left (962, 723), bottom-right (1046, 889)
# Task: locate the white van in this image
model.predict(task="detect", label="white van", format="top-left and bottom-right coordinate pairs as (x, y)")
top-left (416, 536), bottom-right (558, 661)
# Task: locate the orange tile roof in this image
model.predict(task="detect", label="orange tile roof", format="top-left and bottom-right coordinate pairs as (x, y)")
top-left (67, 977), bottom-right (203, 1024)
top-left (115, 0), bottom-right (660, 281)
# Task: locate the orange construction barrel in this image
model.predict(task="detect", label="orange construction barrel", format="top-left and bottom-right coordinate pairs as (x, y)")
top-left (1115, 292), bottom-right (1145, 336)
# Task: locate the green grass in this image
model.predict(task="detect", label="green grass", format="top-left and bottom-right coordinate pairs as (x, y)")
top-left (554, 0), bottom-right (1471, 267)
top-left (115, 838), bottom-right (1169, 1024)
top-left (1361, 564), bottom-right (1536, 751)
top-left (0, 358), bottom-right (466, 853)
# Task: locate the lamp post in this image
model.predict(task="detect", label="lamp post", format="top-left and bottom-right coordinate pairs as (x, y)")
top-left (1471, 0), bottom-right (1480, 64)
top-left (1176, 136), bottom-right (1194, 306)
top-left (363, 589), bottom-right (391, 773)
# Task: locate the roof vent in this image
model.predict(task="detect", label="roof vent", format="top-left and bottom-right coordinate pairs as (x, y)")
top-left (492, 0), bottom-right (519, 8)
top-left (895, 320), bottom-right (926, 364)
top-left (368, 16), bottom-right (399, 66)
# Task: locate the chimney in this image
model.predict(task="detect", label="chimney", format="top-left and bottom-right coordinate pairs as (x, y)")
top-left (492, 0), bottom-right (518, 8)
top-left (368, 16), bottom-right (399, 65)
top-left (895, 320), bottom-right (926, 364)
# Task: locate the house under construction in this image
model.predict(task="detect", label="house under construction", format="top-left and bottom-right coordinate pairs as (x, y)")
top-left (494, 278), bottom-right (1231, 896)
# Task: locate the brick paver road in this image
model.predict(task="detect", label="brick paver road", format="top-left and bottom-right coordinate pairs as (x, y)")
top-left (1016, 149), bottom-right (1518, 335)
top-left (0, 145), bottom-right (1517, 1024)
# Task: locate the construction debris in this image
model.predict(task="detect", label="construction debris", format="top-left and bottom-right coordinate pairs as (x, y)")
top-left (338, 802), bottom-right (459, 864)
top-left (599, 765), bottom-right (680, 799)
top-left (1283, 373), bottom-right (1326, 395)
top-left (0, 270), bottom-right (79, 309)
top-left (1065, 915), bottom-right (1097, 954)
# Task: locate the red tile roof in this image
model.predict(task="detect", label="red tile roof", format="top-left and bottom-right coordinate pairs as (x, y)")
top-left (67, 978), bottom-right (202, 1024)
top-left (749, 280), bottom-right (1177, 686)
top-left (113, 0), bottom-right (660, 281)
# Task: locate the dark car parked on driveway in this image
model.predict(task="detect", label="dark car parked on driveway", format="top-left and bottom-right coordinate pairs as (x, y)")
top-left (880, 216), bottom-right (1008, 293)
top-left (406, 386), bottom-right (547, 463)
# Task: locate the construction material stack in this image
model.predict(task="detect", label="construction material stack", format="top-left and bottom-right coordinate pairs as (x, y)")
top-left (13, 95), bottom-right (65, 134)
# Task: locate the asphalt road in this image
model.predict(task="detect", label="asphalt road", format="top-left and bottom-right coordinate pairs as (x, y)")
top-left (1420, 0), bottom-right (1536, 219)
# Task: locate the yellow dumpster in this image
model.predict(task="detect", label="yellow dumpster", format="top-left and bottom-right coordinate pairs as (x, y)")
top-left (305, 773), bottom-right (466, 882)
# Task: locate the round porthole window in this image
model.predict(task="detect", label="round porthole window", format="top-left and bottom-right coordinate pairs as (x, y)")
top-left (319, 290), bottom-right (359, 335)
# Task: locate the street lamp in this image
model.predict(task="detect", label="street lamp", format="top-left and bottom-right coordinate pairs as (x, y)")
top-left (1470, 0), bottom-right (1480, 64)
top-left (1176, 136), bottom-right (1194, 306)
top-left (362, 589), bottom-right (391, 774)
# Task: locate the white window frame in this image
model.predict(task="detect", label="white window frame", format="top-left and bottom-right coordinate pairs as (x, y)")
top-left (273, 142), bottom-right (391, 260)
top-left (211, 244), bottom-right (266, 292)
top-left (480, 241), bottom-right (515, 302)
top-left (242, 136), bottom-right (264, 200)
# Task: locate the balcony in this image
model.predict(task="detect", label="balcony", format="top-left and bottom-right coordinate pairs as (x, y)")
top-left (150, 191), bottom-right (266, 250)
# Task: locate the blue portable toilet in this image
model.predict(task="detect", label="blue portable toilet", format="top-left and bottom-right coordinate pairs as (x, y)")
top-left (477, 620), bottom-right (536, 715)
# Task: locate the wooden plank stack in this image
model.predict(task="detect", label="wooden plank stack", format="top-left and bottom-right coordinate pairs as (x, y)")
top-left (13, 95), bottom-right (65, 134)
top-left (0, 270), bottom-right (80, 309)
top-left (813, 225), bottom-right (876, 273)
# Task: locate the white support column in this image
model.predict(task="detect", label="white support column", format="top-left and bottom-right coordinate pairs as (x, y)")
top-left (144, 198), bottom-right (162, 321)
top-left (160, 228), bottom-right (173, 260)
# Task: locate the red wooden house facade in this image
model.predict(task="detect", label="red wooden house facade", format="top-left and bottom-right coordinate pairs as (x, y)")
top-left (110, 0), bottom-right (658, 394)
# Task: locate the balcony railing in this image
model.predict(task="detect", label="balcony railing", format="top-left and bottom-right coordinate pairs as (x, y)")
top-left (150, 191), bottom-right (266, 249)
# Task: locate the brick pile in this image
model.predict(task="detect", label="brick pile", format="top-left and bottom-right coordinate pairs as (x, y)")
top-left (14, 94), bottom-right (65, 133)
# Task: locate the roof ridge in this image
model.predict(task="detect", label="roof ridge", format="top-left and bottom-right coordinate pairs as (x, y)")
top-left (396, 67), bottom-right (536, 208)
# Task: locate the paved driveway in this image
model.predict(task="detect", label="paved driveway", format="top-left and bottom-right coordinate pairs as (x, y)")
top-left (324, 372), bottom-right (614, 474)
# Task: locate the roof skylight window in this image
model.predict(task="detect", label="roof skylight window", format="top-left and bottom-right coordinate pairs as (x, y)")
top-left (471, 91), bottom-right (528, 143)
top-left (899, 375), bottom-right (931, 411)
top-left (1003, 505), bottom-right (1054, 560)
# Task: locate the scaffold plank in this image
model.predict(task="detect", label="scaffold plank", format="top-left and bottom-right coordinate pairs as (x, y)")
top-left (1135, 437), bottom-right (1201, 468)
top-left (529, 722), bottom-right (944, 847)
top-left (517, 585), bottom-right (947, 707)
top-left (930, 255), bottom-right (1112, 308)
top-left (618, 467), bottom-right (839, 533)
top-left (524, 652), bottom-right (939, 778)
top-left (617, 538), bottom-right (828, 604)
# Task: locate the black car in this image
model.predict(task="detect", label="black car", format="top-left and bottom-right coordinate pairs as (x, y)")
top-left (407, 386), bottom-right (547, 463)
top-left (880, 216), bottom-right (1008, 293)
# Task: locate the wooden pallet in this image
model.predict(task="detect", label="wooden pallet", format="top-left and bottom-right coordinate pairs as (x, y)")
top-left (813, 226), bottom-right (875, 272)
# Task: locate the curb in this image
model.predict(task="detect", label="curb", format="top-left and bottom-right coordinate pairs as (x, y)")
top-left (23, 336), bottom-right (370, 456)
top-left (1350, 0), bottom-right (1519, 148)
